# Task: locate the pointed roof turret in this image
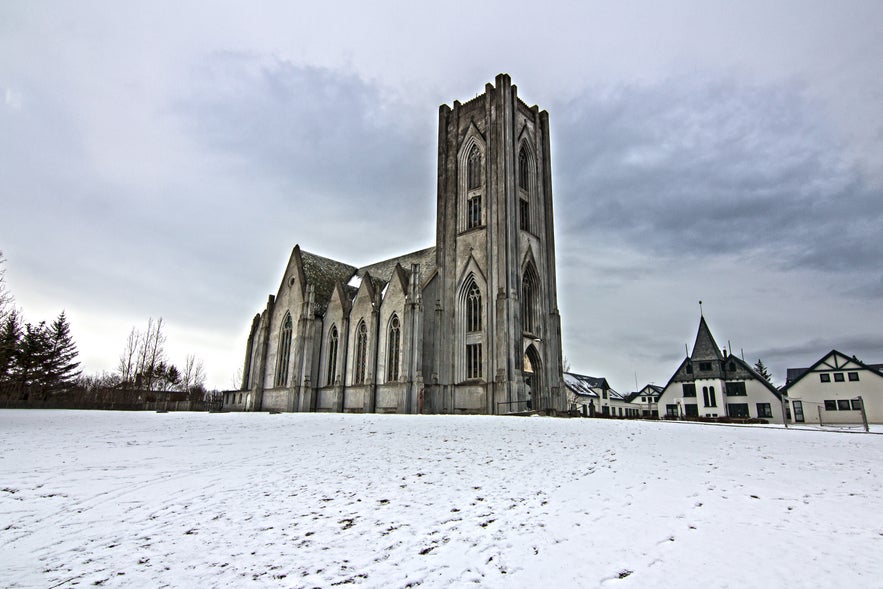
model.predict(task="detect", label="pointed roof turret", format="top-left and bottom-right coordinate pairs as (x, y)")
top-left (691, 315), bottom-right (724, 361)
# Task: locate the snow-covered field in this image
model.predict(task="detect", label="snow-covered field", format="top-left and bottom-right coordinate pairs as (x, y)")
top-left (1, 410), bottom-right (881, 588)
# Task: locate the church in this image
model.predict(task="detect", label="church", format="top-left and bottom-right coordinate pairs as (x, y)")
top-left (225, 74), bottom-right (565, 415)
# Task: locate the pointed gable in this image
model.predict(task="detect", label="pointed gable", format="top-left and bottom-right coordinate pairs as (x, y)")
top-left (299, 249), bottom-right (358, 314)
top-left (691, 315), bottom-right (723, 361)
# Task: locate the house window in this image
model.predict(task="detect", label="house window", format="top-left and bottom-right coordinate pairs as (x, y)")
top-left (641, 396), bottom-right (647, 402)
top-left (666, 404), bottom-right (679, 417)
top-left (824, 400), bottom-right (837, 411)
top-left (467, 145), bottom-right (481, 190)
top-left (848, 372), bottom-right (859, 382)
top-left (820, 373), bottom-right (831, 383)
top-left (354, 320), bottom-right (368, 385)
top-left (682, 383), bottom-right (696, 397)
top-left (602, 390), bottom-right (608, 399)
top-left (686, 362), bottom-right (693, 374)
top-left (699, 362), bottom-right (712, 371)
top-left (466, 343), bottom-right (482, 380)
top-left (387, 315), bottom-right (401, 382)
top-left (728, 403), bottom-right (749, 418)
top-left (467, 194), bottom-right (482, 229)
top-left (757, 403), bottom-right (773, 418)
top-left (684, 404), bottom-right (699, 417)
top-left (834, 373), bottom-right (845, 382)
top-left (326, 325), bottom-right (339, 386)
top-left (851, 399), bottom-right (863, 410)
top-left (837, 399), bottom-right (851, 411)
top-left (703, 386), bottom-right (717, 407)
top-left (274, 313), bottom-right (293, 387)
top-left (726, 381), bottom-right (747, 396)
top-left (520, 198), bottom-right (530, 232)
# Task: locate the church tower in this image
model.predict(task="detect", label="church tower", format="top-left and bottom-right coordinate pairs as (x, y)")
top-left (426, 73), bottom-right (565, 414)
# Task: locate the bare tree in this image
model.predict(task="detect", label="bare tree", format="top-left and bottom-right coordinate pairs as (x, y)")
top-left (135, 317), bottom-right (166, 391)
top-left (181, 354), bottom-right (206, 398)
top-left (0, 251), bottom-right (13, 324)
top-left (117, 326), bottom-right (141, 386)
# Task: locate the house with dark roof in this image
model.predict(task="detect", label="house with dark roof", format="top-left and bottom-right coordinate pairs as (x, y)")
top-left (782, 350), bottom-right (883, 425)
top-left (227, 75), bottom-right (566, 415)
top-left (656, 315), bottom-right (785, 422)
top-left (563, 372), bottom-right (635, 417)
top-left (624, 384), bottom-right (663, 418)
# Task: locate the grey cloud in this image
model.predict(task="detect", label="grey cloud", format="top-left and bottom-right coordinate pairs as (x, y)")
top-left (175, 57), bottom-right (434, 210)
top-left (552, 78), bottom-right (883, 276)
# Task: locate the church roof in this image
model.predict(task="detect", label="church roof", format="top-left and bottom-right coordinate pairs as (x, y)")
top-left (300, 250), bottom-right (358, 313)
top-left (295, 246), bottom-right (437, 313)
top-left (691, 315), bottom-right (724, 361)
top-left (357, 246), bottom-right (436, 286)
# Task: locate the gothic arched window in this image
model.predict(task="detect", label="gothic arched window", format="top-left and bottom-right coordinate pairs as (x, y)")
top-left (467, 145), bottom-right (481, 190)
top-left (354, 320), bottom-right (368, 385)
top-left (518, 146), bottom-right (529, 190)
top-left (326, 325), bottom-right (338, 386)
top-left (274, 313), bottom-right (293, 387)
top-left (466, 283), bottom-right (482, 333)
top-left (387, 315), bottom-right (401, 382)
top-left (461, 279), bottom-right (483, 381)
top-left (522, 264), bottom-right (539, 335)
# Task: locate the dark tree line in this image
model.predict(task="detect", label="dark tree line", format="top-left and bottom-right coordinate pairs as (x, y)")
top-left (0, 310), bottom-right (81, 397)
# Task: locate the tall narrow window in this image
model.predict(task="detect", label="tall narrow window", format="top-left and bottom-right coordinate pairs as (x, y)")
top-left (520, 198), bottom-right (530, 232)
top-left (467, 194), bottom-right (482, 229)
top-left (326, 325), bottom-right (338, 386)
top-left (274, 313), bottom-right (292, 387)
top-left (466, 284), bottom-right (482, 333)
top-left (387, 315), bottom-right (401, 382)
top-left (466, 343), bottom-right (482, 380)
top-left (467, 145), bottom-right (481, 190)
top-left (521, 265), bottom-right (539, 335)
top-left (518, 146), bottom-right (529, 190)
top-left (354, 320), bottom-right (368, 385)
top-left (702, 386), bottom-right (717, 407)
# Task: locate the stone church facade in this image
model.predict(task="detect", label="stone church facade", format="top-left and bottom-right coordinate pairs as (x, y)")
top-left (226, 74), bottom-right (565, 414)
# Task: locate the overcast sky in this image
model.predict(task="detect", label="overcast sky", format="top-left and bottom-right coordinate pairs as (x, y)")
top-left (2, 1), bottom-right (882, 392)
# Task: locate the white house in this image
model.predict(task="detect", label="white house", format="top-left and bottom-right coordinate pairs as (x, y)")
top-left (625, 384), bottom-right (662, 418)
top-left (656, 315), bottom-right (785, 423)
top-left (783, 350), bottom-right (883, 425)
top-left (564, 372), bottom-right (635, 418)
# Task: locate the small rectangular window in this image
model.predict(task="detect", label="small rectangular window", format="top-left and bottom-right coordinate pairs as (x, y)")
top-left (519, 198), bottom-right (530, 232)
top-left (728, 403), bottom-right (750, 418)
top-left (684, 404), bottom-right (699, 417)
top-left (824, 400), bottom-right (837, 411)
top-left (837, 399), bottom-right (851, 410)
top-left (699, 362), bottom-right (712, 371)
top-left (666, 404), bottom-right (679, 417)
top-left (819, 373), bottom-right (831, 383)
top-left (834, 373), bottom-right (845, 382)
top-left (756, 403), bottom-right (773, 418)
top-left (848, 372), bottom-right (859, 382)
top-left (725, 381), bottom-right (747, 396)
top-left (682, 383), bottom-right (696, 397)
top-left (851, 399), bottom-right (863, 410)
top-left (466, 343), bottom-right (482, 379)
top-left (467, 194), bottom-right (482, 229)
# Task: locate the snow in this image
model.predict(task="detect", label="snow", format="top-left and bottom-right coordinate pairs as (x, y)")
top-left (2, 411), bottom-right (882, 588)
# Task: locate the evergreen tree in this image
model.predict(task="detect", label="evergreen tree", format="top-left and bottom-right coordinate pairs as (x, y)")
top-left (0, 310), bottom-right (22, 384)
top-left (46, 311), bottom-right (81, 391)
top-left (754, 359), bottom-right (772, 384)
top-left (17, 321), bottom-right (52, 389)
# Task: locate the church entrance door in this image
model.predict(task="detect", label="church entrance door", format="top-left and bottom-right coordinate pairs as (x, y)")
top-left (523, 345), bottom-right (543, 412)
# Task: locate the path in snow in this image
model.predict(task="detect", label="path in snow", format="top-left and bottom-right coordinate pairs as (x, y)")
top-left (1, 410), bottom-right (881, 588)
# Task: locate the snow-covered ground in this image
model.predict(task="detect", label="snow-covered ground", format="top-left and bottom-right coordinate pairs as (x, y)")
top-left (1, 410), bottom-right (881, 588)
